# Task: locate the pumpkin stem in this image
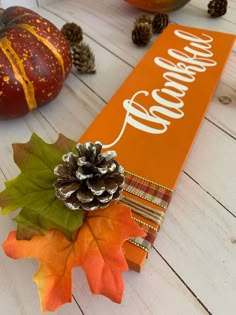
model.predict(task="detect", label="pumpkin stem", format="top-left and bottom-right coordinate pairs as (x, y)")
top-left (0, 8), bottom-right (5, 31)
top-left (0, 22), bottom-right (5, 31)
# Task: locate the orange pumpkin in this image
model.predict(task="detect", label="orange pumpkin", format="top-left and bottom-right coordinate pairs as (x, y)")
top-left (0, 6), bottom-right (72, 119)
top-left (124, 0), bottom-right (191, 12)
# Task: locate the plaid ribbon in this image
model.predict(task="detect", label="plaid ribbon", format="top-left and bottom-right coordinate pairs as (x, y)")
top-left (122, 196), bottom-right (164, 225)
top-left (122, 170), bottom-right (173, 253)
top-left (128, 217), bottom-right (158, 253)
top-left (124, 171), bottom-right (172, 210)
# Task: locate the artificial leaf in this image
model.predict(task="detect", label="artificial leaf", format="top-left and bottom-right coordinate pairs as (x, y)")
top-left (0, 134), bottom-right (84, 239)
top-left (16, 223), bottom-right (43, 241)
top-left (3, 229), bottom-right (77, 312)
top-left (77, 203), bottom-right (146, 303)
top-left (3, 203), bottom-right (145, 311)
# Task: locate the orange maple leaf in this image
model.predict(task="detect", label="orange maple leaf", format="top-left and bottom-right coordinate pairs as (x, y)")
top-left (2, 203), bottom-right (145, 312)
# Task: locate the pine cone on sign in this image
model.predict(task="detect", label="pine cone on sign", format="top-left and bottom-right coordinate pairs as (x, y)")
top-left (152, 13), bottom-right (169, 34)
top-left (207, 0), bottom-right (227, 17)
top-left (72, 42), bottom-right (96, 73)
top-left (61, 22), bottom-right (83, 47)
top-left (135, 14), bottom-right (152, 26)
top-left (53, 141), bottom-right (125, 211)
top-left (132, 22), bottom-right (152, 46)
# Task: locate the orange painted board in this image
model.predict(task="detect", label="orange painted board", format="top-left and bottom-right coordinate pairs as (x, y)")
top-left (79, 24), bottom-right (235, 271)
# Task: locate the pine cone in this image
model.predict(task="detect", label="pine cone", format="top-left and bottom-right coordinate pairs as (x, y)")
top-left (134, 14), bottom-right (152, 26)
top-left (72, 43), bottom-right (96, 73)
top-left (61, 22), bottom-right (83, 47)
top-left (152, 13), bottom-right (169, 34)
top-left (132, 22), bottom-right (152, 47)
top-left (208, 0), bottom-right (227, 17)
top-left (53, 142), bottom-right (125, 211)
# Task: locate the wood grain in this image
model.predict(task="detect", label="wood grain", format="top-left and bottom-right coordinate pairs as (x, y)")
top-left (0, 0), bottom-right (38, 9)
top-left (38, 3), bottom-right (236, 212)
top-left (0, 0), bottom-right (235, 314)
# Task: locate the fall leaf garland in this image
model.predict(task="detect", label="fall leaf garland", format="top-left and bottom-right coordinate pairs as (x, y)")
top-left (0, 134), bottom-right (145, 312)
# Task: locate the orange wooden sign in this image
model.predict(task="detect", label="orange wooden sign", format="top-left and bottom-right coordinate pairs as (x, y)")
top-left (79, 24), bottom-right (235, 271)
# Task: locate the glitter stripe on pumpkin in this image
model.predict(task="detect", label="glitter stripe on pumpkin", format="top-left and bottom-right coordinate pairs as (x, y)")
top-left (0, 37), bottom-right (37, 111)
top-left (18, 24), bottom-right (66, 78)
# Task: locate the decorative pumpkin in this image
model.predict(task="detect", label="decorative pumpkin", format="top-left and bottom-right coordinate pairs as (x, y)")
top-left (124, 0), bottom-right (191, 12)
top-left (0, 6), bottom-right (72, 119)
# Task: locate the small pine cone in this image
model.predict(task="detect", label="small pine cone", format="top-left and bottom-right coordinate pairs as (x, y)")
top-left (53, 142), bottom-right (125, 211)
top-left (132, 22), bottom-right (152, 47)
top-left (134, 14), bottom-right (152, 26)
top-left (72, 42), bottom-right (96, 73)
top-left (152, 13), bottom-right (169, 34)
top-left (61, 22), bottom-right (83, 47)
top-left (207, 0), bottom-right (227, 17)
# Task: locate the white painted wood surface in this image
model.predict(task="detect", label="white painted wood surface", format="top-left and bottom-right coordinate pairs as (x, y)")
top-left (0, 0), bottom-right (38, 9)
top-left (0, 0), bottom-right (236, 314)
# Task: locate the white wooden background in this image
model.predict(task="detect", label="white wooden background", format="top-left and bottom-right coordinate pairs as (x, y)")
top-left (0, 0), bottom-right (236, 314)
top-left (0, 0), bottom-right (38, 9)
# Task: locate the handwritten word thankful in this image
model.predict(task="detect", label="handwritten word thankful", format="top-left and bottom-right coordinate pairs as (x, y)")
top-left (103, 30), bottom-right (217, 149)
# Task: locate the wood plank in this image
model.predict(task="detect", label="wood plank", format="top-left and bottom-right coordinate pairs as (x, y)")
top-left (2, 118), bottom-right (234, 315)
top-left (1, 56), bottom-right (234, 314)
top-left (0, 114), bottom-right (209, 315)
top-left (183, 119), bottom-right (236, 212)
top-left (190, 0), bottom-right (236, 24)
top-left (0, 72), bottom-right (212, 315)
top-left (38, 2), bottom-right (236, 139)
top-left (170, 1), bottom-right (236, 40)
top-left (35, 7), bottom-right (236, 312)
top-left (35, 74), bottom-right (105, 140)
top-left (23, 81), bottom-right (236, 314)
top-left (71, 253), bottom-right (209, 315)
top-left (38, 0), bottom-right (151, 65)
top-left (40, 0), bottom-right (236, 59)
top-left (156, 173), bottom-right (236, 315)
top-left (207, 79), bottom-right (236, 138)
top-left (1, 0), bottom-right (38, 9)
top-left (38, 5), bottom-right (236, 212)
top-left (38, 0), bottom-right (56, 6)
top-left (33, 60), bottom-right (236, 217)
top-left (0, 76), bottom-right (208, 314)
top-left (0, 2), bottom-right (235, 314)
top-left (0, 110), bottom-right (58, 179)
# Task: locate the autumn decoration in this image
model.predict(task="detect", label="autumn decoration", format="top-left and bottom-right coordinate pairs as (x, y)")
top-left (124, 0), bottom-right (191, 13)
top-left (131, 13), bottom-right (170, 46)
top-left (71, 43), bottom-right (96, 74)
top-left (207, 0), bottom-right (228, 17)
top-left (152, 13), bottom-right (169, 33)
top-left (61, 22), bottom-right (96, 74)
top-left (132, 21), bottom-right (153, 46)
top-left (0, 134), bottom-right (145, 312)
top-left (0, 6), bottom-right (72, 119)
top-left (61, 22), bottom-right (83, 47)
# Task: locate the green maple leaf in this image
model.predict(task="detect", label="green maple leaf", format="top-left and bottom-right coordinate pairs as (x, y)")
top-left (0, 133), bottom-right (84, 240)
